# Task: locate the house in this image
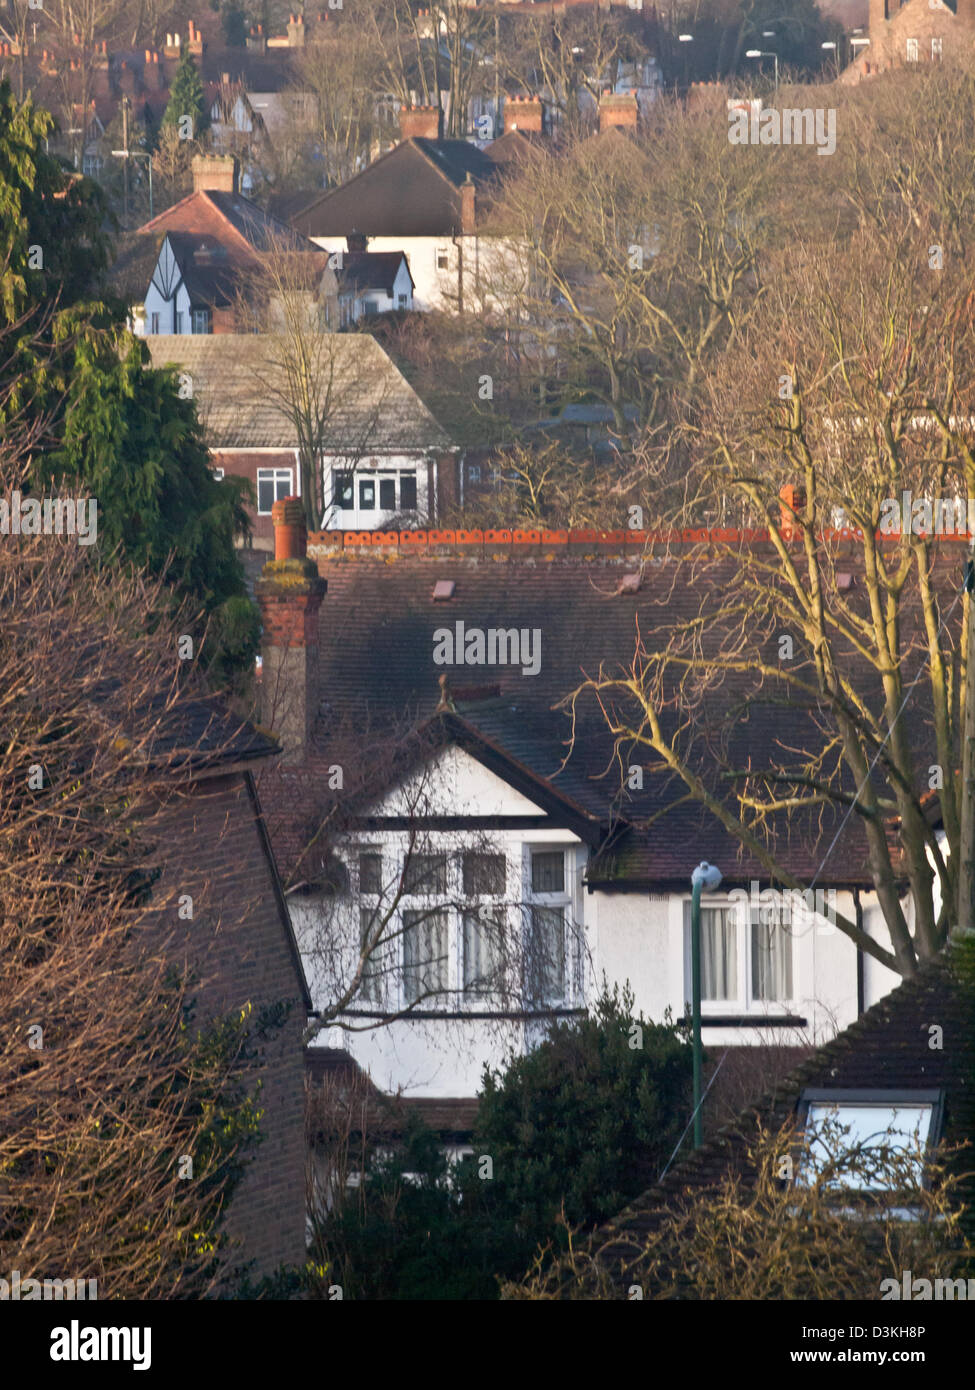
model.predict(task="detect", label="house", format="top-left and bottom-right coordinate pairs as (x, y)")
top-left (290, 105), bottom-right (535, 314)
top-left (255, 523), bottom-right (945, 1105)
top-left (141, 693), bottom-right (312, 1279)
top-left (334, 236), bottom-right (414, 325)
top-left (143, 333), bottom-right (456, 544)
top-left (586, 944), bottom-right (975, 1293)
top-left (114, 155), bottom-right (325, 336)
top-left (840, 0), bottom-right (975, 80)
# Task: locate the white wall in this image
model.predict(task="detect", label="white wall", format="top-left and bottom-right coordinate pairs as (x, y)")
top-left (294, 745), bottom-right (909, 1097)
top-left (321, 451), bottom-right (430, 529)
top-left (311, 234), bottom-right (528, 315)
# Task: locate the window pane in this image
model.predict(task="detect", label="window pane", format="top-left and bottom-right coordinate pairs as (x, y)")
top-left (257, 474), bottom-right (274, 513)
top-left (274, 471), bottom-right (292, 502)
top-left (359, 907), bottom-right (383, 1004)
top-left (400, 475), bottom-right (418, 510)
top-left (403, 909), bottom-right (448, 1004)
top-left (751, 910), bottom-right (793, 1001)
top-left (701, 907), bottom-right (736, 1001)
top-left (463, 909), bottom-right (503, 993)
top-left (379, 478), bottom-right (396, 510)
top-left (527, 906), bottom-right (564, 1002)
top-left (359, 851), bottom-right (381, 895)
top-left (359, 478), bottom-right (375, 510)
top-left (463, 852), bottom-right (505, 897)
top-left (801, 1101), bottom-right (933, 1190)
top-left (531, 850), bottom-right (564, 894)
top-left (403, 853), bottom-right (447, 895)
top-left (335, 474), bottom-right (354, 509)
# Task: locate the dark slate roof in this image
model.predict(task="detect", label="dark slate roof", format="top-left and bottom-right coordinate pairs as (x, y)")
top-left (303, 551), bottom-right (958, 887)
top-left (165, 231), bottom-right (240, 308)
top-left (291, 139), bottom-right (504, 239)
top-left (338, 251), bottom-right (413, 298)
top-left (138, 188), bottom-right (311, 255)
top-left (143, 693), bottom-right (280, 772)
top-left (589, 947), bottom-right (975, 1286)
top-left (204, 188), bottom-right (309, 251)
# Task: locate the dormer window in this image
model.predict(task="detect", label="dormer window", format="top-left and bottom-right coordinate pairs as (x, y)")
top-left (797, 1089), bottom-right (944, 1192)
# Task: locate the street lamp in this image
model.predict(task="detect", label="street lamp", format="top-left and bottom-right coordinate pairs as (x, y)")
top-left (690, 861), bottom-right (722, 1149)
top-left (746, 48), bottom-right (779, 95)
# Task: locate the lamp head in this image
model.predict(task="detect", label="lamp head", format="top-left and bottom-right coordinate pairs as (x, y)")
top-left (691, 861), bottom-right (722, 891)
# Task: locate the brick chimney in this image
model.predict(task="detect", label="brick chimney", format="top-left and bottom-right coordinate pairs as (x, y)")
top-left (192, 153), bottom-right (240, 194)
top-left (143, 49), bottom-right (163, 91)
top-left (459, 173), bottom-right (475, 235)
top-left (779, 483), bottom-right (806, 535)
top-left (287, 13), bottom-right (305, 46)
top-left (868, 0), bottom-right (887, 36)
top-left (598, 91), bottom-right (638, 133)
top-left (246, 23), bottom-right (267, 53)
top-left (90, 40), bottom-right (110, 97)
top-left (187, 19), bottom-right (204, 56)
top-left (255, 498), bottom-right (327, 763)
top-left (346, 229), bottom-right (368, 253)
top-left (118, 59), bottom-right (136, 97)
top-left (503, 95), bottom-right (543, 134)
top-left (399, 104), bottom-right (441, 141)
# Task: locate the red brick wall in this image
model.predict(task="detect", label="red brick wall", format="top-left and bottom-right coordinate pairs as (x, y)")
top-left (212, 450), bottom-right (299, 550)
top-left (154, 769), bottom-right (308, 1282)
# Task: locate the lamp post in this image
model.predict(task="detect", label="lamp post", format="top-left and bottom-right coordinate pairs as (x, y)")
top-left (745, 48), bottom-right (779, 95)
top-left (111, 148), bottom-right (154, 221)
top-left (690, 861), bottom-right (722, 1148)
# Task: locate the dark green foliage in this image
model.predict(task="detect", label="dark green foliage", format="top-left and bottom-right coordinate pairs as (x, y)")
top-left (473, 985), bottom-right (694, 1252)
top-left (312, 1115), bottom-right (524, 1300)
top-left (311, 988), bottom-right (694, 1298)
top-left (162, 52), bottom-right (211, 138)
top-left (221, 5), bottom-right (248, 47)
top-left (38, 324), bottom-right (258, 676)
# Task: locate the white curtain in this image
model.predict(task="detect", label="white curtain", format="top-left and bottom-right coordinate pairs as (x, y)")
top-left (403, 909), bottom-right (448, 1004)
top-left (751, 909), bottom-right (793, 1001)
top-left (701, 907), bottom-right (737, 1000)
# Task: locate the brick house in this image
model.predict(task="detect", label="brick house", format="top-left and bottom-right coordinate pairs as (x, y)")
top-left (112, 154), bottom-right (327, 337)
top-left (144, 332), bottom-right (456, 545)
top-left (840, 0), bottom-right (975, 80)
top-left (148, 696), bottom-right (312, 1281)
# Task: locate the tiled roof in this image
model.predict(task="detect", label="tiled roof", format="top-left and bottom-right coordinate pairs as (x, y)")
top-left (144, 334), bottom-right (454, 452)
top-left (165, 231), bottom-right (240, 308)
top-left (291, 138), bottom-right (506, 238)
top-left (305, 1049), bottom-right (479, 1137)
top-left (589, 948), bottom-right (975, 1285)
top-left (297, 548), bottom-right (960, 888)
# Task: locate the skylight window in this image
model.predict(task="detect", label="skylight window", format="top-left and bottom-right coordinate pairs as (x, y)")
top-left (797, 1089), bottom-right (943, 1192)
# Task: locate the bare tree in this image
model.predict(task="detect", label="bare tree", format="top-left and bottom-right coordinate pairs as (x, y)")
top-left (0, 448), bottom-right (279, 1296)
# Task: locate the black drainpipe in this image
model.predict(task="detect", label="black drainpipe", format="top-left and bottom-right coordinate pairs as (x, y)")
top-left (854, 885), bottom-right (865, 1017)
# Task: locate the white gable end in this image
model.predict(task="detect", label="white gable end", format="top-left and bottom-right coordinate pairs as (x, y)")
top-left (379, 743), bottom-right (551, 819)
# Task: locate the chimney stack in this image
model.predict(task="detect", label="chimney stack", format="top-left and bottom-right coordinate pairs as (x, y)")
top-left (255, 499), bottom-right (327, 763)
top-left (191, 153), bottom-right (240, 194)
top-left (503, 94), bottom-right (543, 135)
top-left (346, 229), bottom-right (368, 253)
top-left (597, 91), bottom-right (639, 134)
top-left (459, 173), bottom-right (475, 235)
top-left (868, 0), bottom-right (887, 37)
top-left (398, 103), bottom-right (441, 141)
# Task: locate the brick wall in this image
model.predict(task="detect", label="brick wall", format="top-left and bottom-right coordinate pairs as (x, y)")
top-left (154, 769), bottom-right (308, 1283)
top-left (212, 450), bottom-right (299, 549)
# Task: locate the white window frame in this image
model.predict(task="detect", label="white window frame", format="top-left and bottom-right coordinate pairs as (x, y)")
top-left (523, 846), bottom-right (581, 1008)
top-left (436, 247), bottom-right (450, 271)
top-left (256, 466), bottom-right (294, 515)
top-left (906, 37), bottom-right (919, 62)
top-left (797, 1089), bottom-right (943, 1193)
top-left (684, 895), bottom-right (796, 1014)
top-left (931, 36), bottom-right (942, 60)
top-left (191, 307), bottom-right (210, 334)
top-left (150, 312), bottom-right (160, 334)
